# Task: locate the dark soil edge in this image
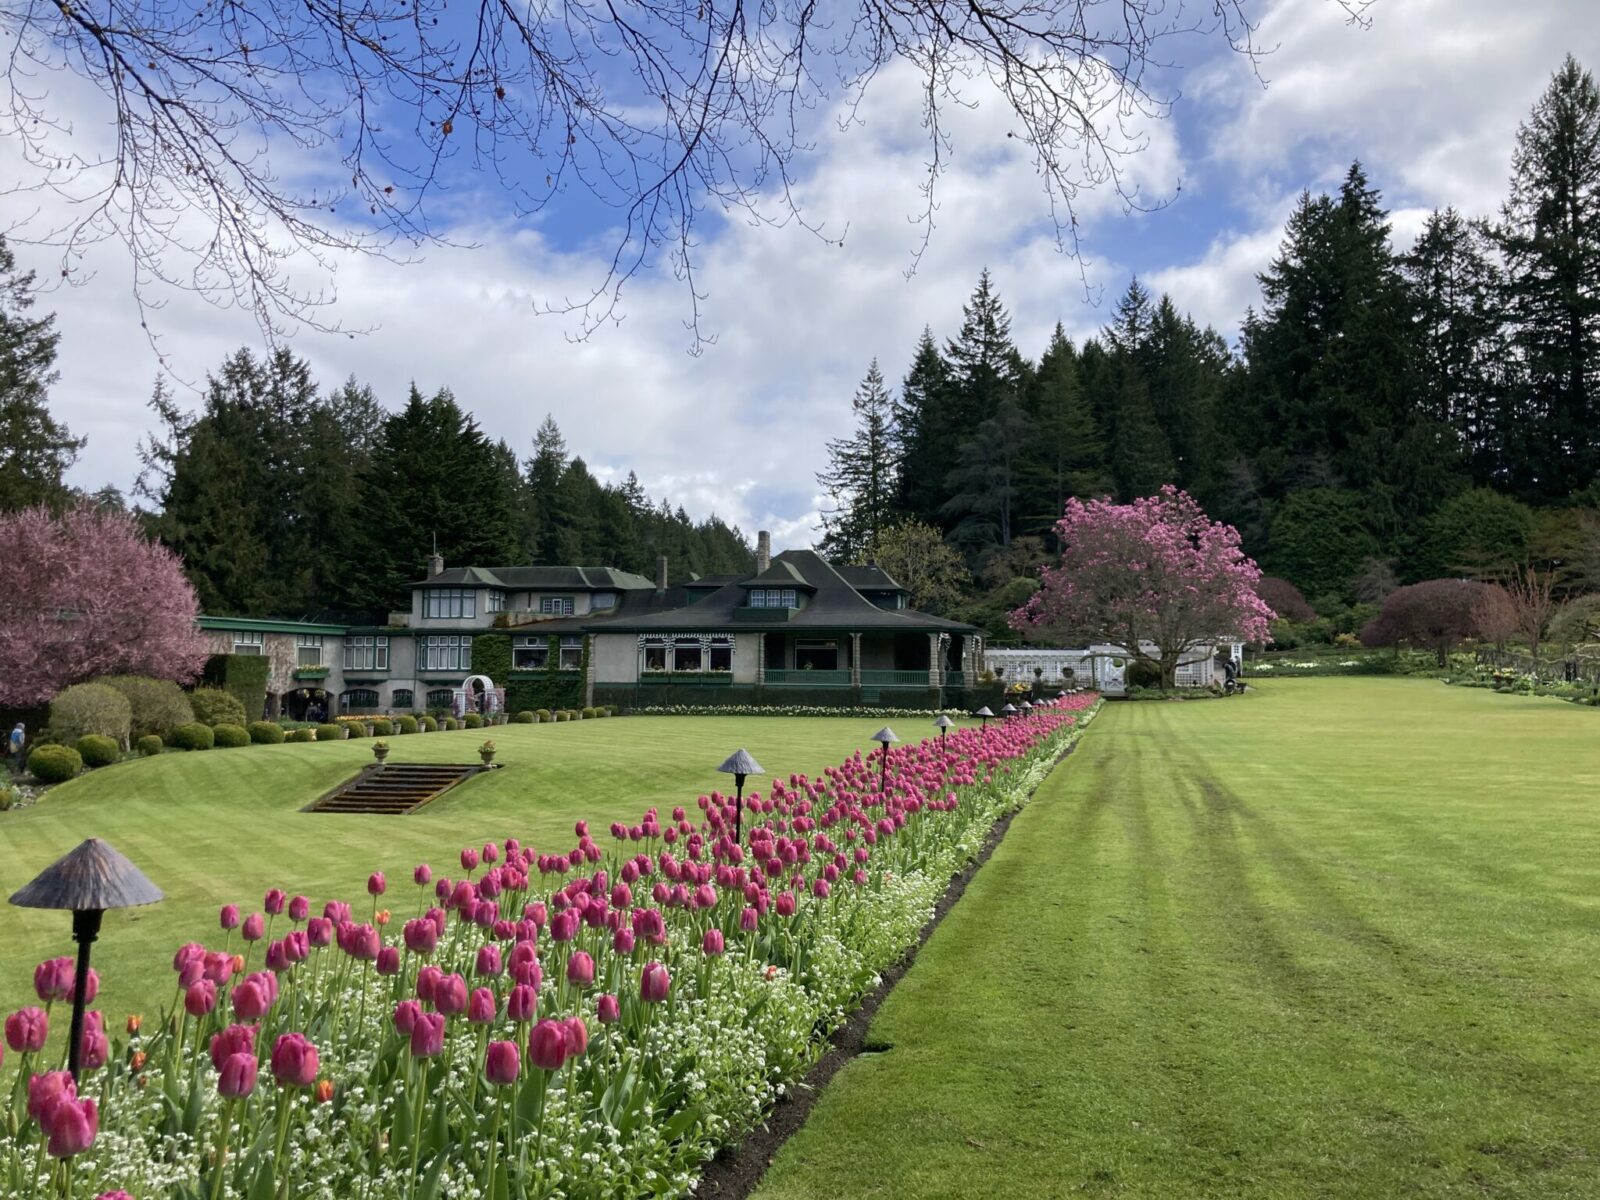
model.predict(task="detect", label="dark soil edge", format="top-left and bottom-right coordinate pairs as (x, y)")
top-left (696, 735), bottom-right (1086, 1199)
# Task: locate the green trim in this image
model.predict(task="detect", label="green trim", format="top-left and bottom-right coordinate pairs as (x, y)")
top-left (200, 616), bottom-right (347, 635)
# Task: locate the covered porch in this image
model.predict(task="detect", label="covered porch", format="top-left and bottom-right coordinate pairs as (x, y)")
top-left (759, 631), bottom-right (972, 689)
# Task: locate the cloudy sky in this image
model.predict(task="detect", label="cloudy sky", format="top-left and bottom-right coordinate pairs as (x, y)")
top-left (13, 0), bottom-right (1600, 547)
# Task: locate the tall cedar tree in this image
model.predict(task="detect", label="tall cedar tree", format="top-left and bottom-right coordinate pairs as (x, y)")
top-left (817, 360), bottom-right (900, 559)
top-left (1020, 324), bottom-right (1108, 531)
top-left (1497, 55), bottom-right (1600, 499)
top-left (1104, 279), bottom-right (1175, 500)
top-left (0, 235), bottom-right (80, 512)
top-left (524, 414), bottom-right (567, 561)
top-left (892, 327), bottom-right (950, 523)
top-left (942, 395), bottom-right (1030, 555)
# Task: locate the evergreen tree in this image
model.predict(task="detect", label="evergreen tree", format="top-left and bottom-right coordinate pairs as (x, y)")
top-left (942, 395), bottom-right (1030, 555)
top-left (1021, 324), bottom-right (1109, 530)
top-left (893, 326), bottom-right (952, 525)
top-left (0, 236), bottom-right (79, 512)
top-left (1497, 55), bottom-right (1600, 499)
top-left (817, 360), bottom-right (899, 559)
top-left (524, 414), bottom-right (568, 561)
top-left (1103, 280), bottom-right (1175, 499)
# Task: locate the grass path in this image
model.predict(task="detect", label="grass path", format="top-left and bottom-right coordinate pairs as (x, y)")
top-left (0, 716), bottom-right (907, 1019)
top-left (754, 679), bottom-right (1600, 1199)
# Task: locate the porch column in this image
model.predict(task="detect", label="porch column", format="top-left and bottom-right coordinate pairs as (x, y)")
top-left (584, 635), bottom-right (596, 708)
top-left (850, 633), bottom-right (862, 688)
top-left (756, 633), bottom-right (766, 686)
top-left (928, 633), bottom-right (940, 690)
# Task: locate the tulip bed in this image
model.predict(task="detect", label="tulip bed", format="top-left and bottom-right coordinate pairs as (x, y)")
top-left (0, 695), bottom-right (1099, 1200)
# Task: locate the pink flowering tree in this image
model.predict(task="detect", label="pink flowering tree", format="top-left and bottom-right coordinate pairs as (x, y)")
top-left (1010, 486), bottom-right (1276, 688)
top-left (0, 503), bottom-right (210, 705)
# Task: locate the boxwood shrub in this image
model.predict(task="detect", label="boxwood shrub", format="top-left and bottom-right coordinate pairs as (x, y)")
top-left (555, 711), bottom-right (571, 722)
top-left (28, 744), bottom-right (82, 783)
top-left (171, 722), bottom-right (215, 751)
top-left (398, 716), bottom-right (419, 734)
top-left (371, 719), bottom-right (394, 736)
top-left (248, 721), bottom-right (286, 745)
top-left (75, 734), bottom-right (119, 768)
top-left (213, 724), bottom-right (251, 748)
top-left (513, 710), bottom-right (535, 724)
top-left (536, 709), bottom-right (551, 723)
top-left (289, 728), bottom-right (317, 743)
top-left (345, 723), bottom-right (367, 739)
top-left (49, 682), bottom-right (132, 745)
top-left (441, 718), bottom-right (457, 731)
top-left (99, 675), bottom-right (194, 741)
top-left (463, 713), bottom-right (484, 729)
top-left (581, 706), bottom-right (597, 719)
top-left (315, 724), bottom-right (343, 741)
top-left (421, 717), bottom-right (438, 732)
top-left (136, 734), bottom-right (165, 757)
top-left (189, 687), bottom-right (247, 728)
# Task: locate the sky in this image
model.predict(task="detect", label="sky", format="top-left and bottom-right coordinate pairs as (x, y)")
top-left (12, 0), bottom-right (1600, 549)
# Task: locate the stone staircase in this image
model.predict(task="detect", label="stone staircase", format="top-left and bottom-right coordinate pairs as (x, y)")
top-left (306, 763), bottom-right (485, 815)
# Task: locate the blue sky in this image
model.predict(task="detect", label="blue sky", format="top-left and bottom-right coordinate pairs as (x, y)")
top-left (13, 0), bottom-right (1599, 547)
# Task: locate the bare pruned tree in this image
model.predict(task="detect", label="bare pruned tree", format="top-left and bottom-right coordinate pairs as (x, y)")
top-left (0, 0), bottom-right (1374, 347)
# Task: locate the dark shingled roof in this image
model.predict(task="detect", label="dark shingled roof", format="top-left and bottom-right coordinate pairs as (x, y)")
top-left (745, 559), bottom-right (814, 589)
top-left (412, 566), bottom-right (656, 590)
top-left (503, 583), bottom-right (694, 634)
top-left (836, 564), bottom-right (907, 592)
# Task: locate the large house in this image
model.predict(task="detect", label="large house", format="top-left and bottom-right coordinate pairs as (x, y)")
top-left (199, 533), bottom-right (990, 717)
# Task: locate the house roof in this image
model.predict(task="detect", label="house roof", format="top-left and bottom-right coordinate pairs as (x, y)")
top-left (836, 564), bottom-right (907, 592)
top-left (597, 549), bottom-right (977, 634)
top-left (504, 583), bottom-right (695, 635)
top-left (745, 559), bottom-right (814, 589)
top-left (412, 566), bottom-right (656, 590)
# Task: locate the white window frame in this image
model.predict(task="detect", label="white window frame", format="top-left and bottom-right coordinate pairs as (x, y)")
top-left (295, 634), bottom-right (323, 667)
top-left (748, 588), bottom-right (797, 609)
top-left (423, 588), bottom-right (477, 620)
top-left (422, 634), bottom-right (472, 672)
top-left (343, 635), bottom-right (390, 672)
top-left (558, 636), bottom-right (583, 670)
top-left (512, 635), bottom-right (549, 670)
top-left (487, 591), bottom-right (505, 613)
top-left (539, 595), bottom-right (576, 616)
top-left (233, 631), bottom-right (264, 655)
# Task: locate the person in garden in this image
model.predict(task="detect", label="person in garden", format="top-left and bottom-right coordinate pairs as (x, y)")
top-left (7, 722), bottom-right (24, 765)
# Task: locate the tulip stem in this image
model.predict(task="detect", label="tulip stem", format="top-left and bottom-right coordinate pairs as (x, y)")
top-left (208, 1099), bottom-right (233, 1200)
top-left (483, 1086), bottom-right (505, 1197)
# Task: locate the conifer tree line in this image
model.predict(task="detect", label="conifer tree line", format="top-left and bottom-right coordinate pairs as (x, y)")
top-left (816, 55), bottom-right (1600, 623)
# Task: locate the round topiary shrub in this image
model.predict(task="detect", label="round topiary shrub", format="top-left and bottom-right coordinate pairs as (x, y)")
top-left (289, 728), bottom-right (317, 743)
top-left (463, 713), bottom-right (484, 729)
top-left (213, 724), bottom-right (250, 748)
top-left (555, 710), bottom-right (571, 722)
top-left (136, 734), bottom-right (164, 757)
top-left (75, 734), bottom-right (119, 768)
top-left (189, 687), bottom-right (247, 728)
top-left (28, 744), bottom-right (82, 783)
top-left (371, 719), bottom-right (394, 736)
top-left (398, 716), bottom-right (419, 734)
top-left (248, 721), bottom-right (285, 745)
top-left (595, 707), bottom-right (610, 718)
top-left (49, 682), bottom-right (133, 746)
top-left (443, 718), bottom-right (459, 731)
top-left (171, 722), bottom-right (215, 751)
top-left (345, 723), bottom-right (368, 739)
top-left (581, 707), bottom-right (597, 719)
top-left (513, 710), bottom-right (535, 724)
top-left (99, 676), bottom-right (194, 741)
top-left (315, 724), bottom-right (343, 742)
top-left (421, 717), bottom-right (438, 732)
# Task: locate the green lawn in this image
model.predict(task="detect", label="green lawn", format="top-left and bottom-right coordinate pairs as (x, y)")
top-left (0, 716), bottom-right (916, 1019)
top-left (755, 679), bottom-right (1600, 1199)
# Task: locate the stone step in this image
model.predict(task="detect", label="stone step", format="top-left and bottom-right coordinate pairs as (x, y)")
top-left (305, 763), bottom-right (487, 815)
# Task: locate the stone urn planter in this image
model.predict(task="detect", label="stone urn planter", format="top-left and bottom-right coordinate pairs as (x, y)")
top-left (479, 739), bottom-right (496, 767)
top-left (373, 741), bottom-right (390, 764)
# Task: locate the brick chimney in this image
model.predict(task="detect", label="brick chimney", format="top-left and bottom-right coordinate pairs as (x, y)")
top-left (656, 555), bottom-right (668, 590)
top-left (426, 552), bottom-right (445, 579)
top-left (755, 530), bottom-right (771, 575)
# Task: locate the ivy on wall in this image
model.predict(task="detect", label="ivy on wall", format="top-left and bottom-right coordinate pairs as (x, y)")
top-left (470, 633), bottom-right (512, 682)
top-left (202, 654), bottom-right (272, 722)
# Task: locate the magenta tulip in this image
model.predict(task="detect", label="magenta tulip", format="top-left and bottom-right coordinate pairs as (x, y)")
top-left (563, 1016), bottom-right (589, 1058)
top-left (306, 917), bottom-right (334, 948)
top-left (78, 1026), bottom-right (109, 1072)
top-left (467, 987), bottom-right (497, 1025)
top-left (527, 1019), bottom-right (567, 1071)
top-left (566, 951), bottom-right (595, 987)
top-left (410, 1012), bottom-right (445, 1057)
top-left (231, 977), bottom-right (272, 1020)
top-left (460, 847), bottom-right (479, 872)
top-left (596, 994), bottom-right (620, 1024)
top-left (270, 1033), bottom-right (319, 1087)
top-left (393, 1000), bottom-right (422, 1036)
top-left (613, 928), bottom-right (636, 954)
top-left (403, 918), bottom-right (438, 956)
top-left (184, 980), bottom-right (217, 1017)
top-left (507, 984), bottom-right (537, 1023)
top-left (368, 872), bottom-right (387, 896)
top-left (43, 1094), bottom-right (97, 1158)
top-left (241, 913), bottom-right (265, 942)
top-left (377, 946), bottom-right (401, 976)
top-left (264, 888), bottom-right (286, 916)
top-left (218, 905), bottom-right (240, 932)
top-left (6, 1007), bottom-right (47, 1053)
top-left (413, 864), bottom-right (432, 886)
top-left (217, 1052), bottom-right (257, 1098)
top-left (701, 929), bottom-right (725, 956)
top-left (433, 973), bottom-right (469, 1016)
top-left (288, 894), bottom-right (310, 921)
top-left (484, 1039), bottom-right (520, 1086)
top-left (209, 1024), bottom-right (258, 1072)
top-left (640, 961), bottom-right (671, 1004)
top-left (475, 945), bottom-right (502, 977)
top-left (27, 1071), bottom-right (74, 1122)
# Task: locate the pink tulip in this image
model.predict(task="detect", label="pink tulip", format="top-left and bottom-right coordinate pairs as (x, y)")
top-left (368, 872), bottom-right (387, 896)
top-left (306, 917), bottom-right (333, 948)
top-left (283, 930), bottom-right (310, 963)
top-left (288, 895), bottom-right (310, 921)
top-left (264, 888), bottom-right (286, 915)
top-left (96, 1192), bottom-right (136, 1200)
top-left (507, 984), bottom-right (537, 1022)
top-left (203, 951), bottom-right (235, 983)
top-left (475, 945), bottom-right (502, 977)
top-left (596, 994), bottom-right (620, 1024)
top-left (467, 987), bottom-right (497, 1025)
top-left (403, 918), bottom-right (439, 956)
top-left (413, 864), bottom-right (432, 886)
top-left (219, 905), bottom-right (240, 932)
top-left (460, 847), bottom-right (479, 872)
top-left (640, 961), bottom-right (671, 1004)
top-left (217, 1052), bottom-right (257, 1098)
top-left (173, 943), bottom-right (204, 973)
top-left (484, 1040), bottom-right (520, 1086)
top-left (566, 951), bottom-right (595, 987)
top-left (43, 1095), bottom-right (97, 1158)
top-left (775, 892), bottom-right (797, 918)
top-left (563, 1016), bottom-right (589, 1058)
top-left (184, 980), bottom-right (217, 1017)
top-left (270, 1033), bottom-right (319, 1087)
top-left (265, 941), bottom-right (291, 973)
top-left (231, 977), bottom-right (272, 1020)
top-left (527, 1019), bottom-right (567, 1071)
top-left (27, 1070), bottom-right (74, 1122)
top-left (410, 1013), bottom-right (445, 1058)
top-left (393, 1000), bottom-right (422, 1036)
top-left (377, 946), bottom-right (401, 976)
top-left (740, 907), bottom-right (760, 932)
top-left (613, 927), bottom-right (636, 954)
top-left (323, 900), bottom-right (352, 923)
top-left (549, 909), bottom-right (579, 943)
top-left (6, 1007), bottom-right (47, 1053)
top-left (78, 1026), bottom-right (109, 1072)
top-left (209, 1024), bottom-right (258, 1072)
top-left (702, 929), bottom-right (725, 956)
top-left (241, 913), bottom-right (265, 942)
top-left (416, 965), bottom-right (443, 1005)
top-left (433, 973), bottom-right (468, 1016)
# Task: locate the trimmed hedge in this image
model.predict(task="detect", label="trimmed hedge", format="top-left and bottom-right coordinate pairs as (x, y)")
top-left (315, 724), bottom-right (343, 742)
top-left (136, 735), bottom-right (164, 757)
top-left (398, 716), bottom-right (420, 734)
top-left (536, 709), bottom-right (551, 723)
top-left (513, 710), bottom-right (535, 724)
top-left (75, 734), bottom-right (119, 768)
top-left (171, 722), bottom-right (215, 751)
top-left (555, 711), bottom-right (571, 722)
top-left (289, 728), bottom-right (317, 743)
top-left (248, 721), bottom-right (286, 745)
top-left (49, 683), bottom-right (132, 746)
top-left (213, 723), bottom-right (251, 748)
top-left (421, 717), bottom-right (438, 732)
top-left (28, 744), bottom-right (82, 784)
top-left (345, 723), bottom-right (368, 739)
top-left (190, 687), bottom-right (247, 728)
top-left (463, 713), bottom-right (484, 729)
top-left (201, 653), bottom-right (270, 725)
top-left (99, 676), bottom-right (194, 740)
top-left (371, 719), bottom-right (394, 736)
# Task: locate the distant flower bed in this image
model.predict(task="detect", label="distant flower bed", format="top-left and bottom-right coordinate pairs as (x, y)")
top-left (0, 696), bottom-right (1100, 1199)
top-left (631, 705), bottom-right (971, 718)
top-left (1245, 655), bottom-right (1398, 677)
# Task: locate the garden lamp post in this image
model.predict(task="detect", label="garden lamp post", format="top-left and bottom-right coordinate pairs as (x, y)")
top-left (10, 838), bottom-right (163, 1082)
top-left (1001, 703), bottom-right (1018, 721)
top-left (973, 705), bottom-right (994, 732)
top-left (716, 749), bottom-right (764, 844)
top-left (1021, 700), bottom-right (1033, 716)
top-left (933, 714), bottom-right (954, 743)
top-left (870, 727), bottom-right (899, 798)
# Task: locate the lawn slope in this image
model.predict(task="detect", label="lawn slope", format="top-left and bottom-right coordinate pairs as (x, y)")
top-left (754, 679), bottom-right (1600, 1199)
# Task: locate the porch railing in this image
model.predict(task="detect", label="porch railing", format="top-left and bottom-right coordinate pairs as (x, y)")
top-left (764, 669), bottom-right (851, 687)
top-left (635, 672), bottom-right (733, 686)
top-left (944, 670), bottom-right (966, 689)
top-left (858, 670), bottom-right (932, 688)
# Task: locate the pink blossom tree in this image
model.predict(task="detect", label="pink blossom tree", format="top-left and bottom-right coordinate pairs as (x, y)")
top-left (0, 503), bottom-right (210, 706)
top-left (1010, 486), bottom-right (1276, 688)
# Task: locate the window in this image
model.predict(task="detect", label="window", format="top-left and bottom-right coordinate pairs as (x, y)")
top-left (512, 636), bottom-right (549, 671)
top-left (672, 638), bottom-right (702, 672)
top-left (643, 638), bottom-right (668, 671)
top-left (795, 640), bottom-right (838, 671)
top-left (295, 635), bottom-right (323, 667)
top-left (233, 631), bottom-right (264, 655)
top-left (344, 636), bottom-right (390, 672)
top-left (421, 635), bottom-right (472, 671)
top-left (341, 689), bottom-right (379, 710)
top-left (391, 689), bottom-right (415, 710)
top-left (747, 588), bottom-right (797, 609)
top-left (425, 689), bottom-right (455, 710)
top-left (592, 592), bottom-right (617, 610)
top-left (538, 595), bottom-right (576, 616)
top-left (708, 637), bottom-right (733, 672)
top-left (486, 591), bottom-right (505, 613)
top-left (423, 588), bottom-right (476, 619)
top-left (559, 636), bottom-right (583, 670)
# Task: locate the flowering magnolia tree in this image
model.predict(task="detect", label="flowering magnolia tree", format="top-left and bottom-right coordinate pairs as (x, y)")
top-left (0, 504), bottom-right (209, 706)
top-left (1010, 486), bottom-right (1275, 688)
top-left (0, 698), bottom-right (1098, 1199)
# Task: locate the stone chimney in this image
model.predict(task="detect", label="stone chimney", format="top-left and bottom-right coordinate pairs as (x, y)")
top-left (426, 552), bottom-right (445, 579)
top-left (656, 555), bottom-right (669, 590)
top-left (755, 530), bottom-right (772, 575)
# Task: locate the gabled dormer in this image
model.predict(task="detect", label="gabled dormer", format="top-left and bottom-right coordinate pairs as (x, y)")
top-left (733, 559), bottom-right (814, 622)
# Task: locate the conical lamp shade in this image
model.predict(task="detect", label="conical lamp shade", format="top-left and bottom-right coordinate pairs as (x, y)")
top-left (10, 839), bottom-right (164, 912)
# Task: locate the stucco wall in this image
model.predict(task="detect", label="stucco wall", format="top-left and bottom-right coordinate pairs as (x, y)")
top-left (593, 634), bottom-right (640, 684)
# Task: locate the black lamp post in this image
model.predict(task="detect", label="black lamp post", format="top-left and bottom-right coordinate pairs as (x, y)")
top-left (1021, 700), bottom-right (1034, 716)
top-left (10, 838), bottom-right (163, 1082)
top-left (716, 749), bottom-right (765, 844)
top-left (973, 705), bottom-right (994, 732)
top-left (1001, 702), bottom-right (1018, 720)
top-left (870, 727), bottom-right (899, 798)
top-left (933, 714), bottom-right (954, 743)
